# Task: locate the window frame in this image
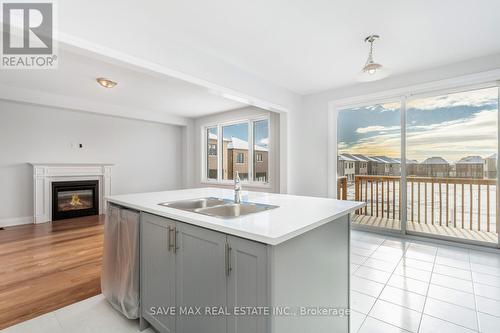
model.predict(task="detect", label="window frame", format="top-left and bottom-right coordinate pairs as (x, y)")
top-left (329, 79), bottom-right (500, 247)
top-left (236, 152), bottom-right (245, 164)
top-left (201, 115), bottom-right (271, 188)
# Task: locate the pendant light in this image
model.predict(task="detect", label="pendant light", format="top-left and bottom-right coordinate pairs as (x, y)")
top-left (357, 34), bottom-right (390, 82)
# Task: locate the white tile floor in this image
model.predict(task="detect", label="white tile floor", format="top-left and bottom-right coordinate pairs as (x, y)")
top-left (350, 230), bottom-right (500, 333)
top-left (2, 230), bottom-right (500, 333)
top-left (0, 294), bottom-right (155, 333)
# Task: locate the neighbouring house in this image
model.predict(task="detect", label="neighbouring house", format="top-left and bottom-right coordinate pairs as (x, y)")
top-left (341, 153), bottom-right (368, 175)
top-left (419, 157), bottom-right (450, 177)
top-left (484, 153), bottom-right (497, 179)
top-left (338, 154), bottom-right (356, 181)
top-left (374, 156), bottom-right (401, 176)
top-left (223, 137), bottom-right (268, 181)
top-left (207, 132), bottom-right (219, 179)
top-left (456, 156), bottom-right (484, 178)
top-left (209, 134), bottom-right (269, 181)
top-left (352, 154), bottom-right (379, 175)
top-left (404, 159), bottom-right (419, 176)
top-left (369, 156), bottom-right (390, 175)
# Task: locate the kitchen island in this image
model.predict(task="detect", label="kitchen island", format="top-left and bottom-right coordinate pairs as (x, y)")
top-left (105, 188), bottom-right (364, 333)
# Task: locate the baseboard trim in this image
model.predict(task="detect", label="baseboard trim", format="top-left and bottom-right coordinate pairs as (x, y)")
top-left (0, 216), bottom-right (34, 228)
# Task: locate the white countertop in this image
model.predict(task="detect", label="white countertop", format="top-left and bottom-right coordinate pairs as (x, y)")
top-left (105, 188), bottom-right (365, 245)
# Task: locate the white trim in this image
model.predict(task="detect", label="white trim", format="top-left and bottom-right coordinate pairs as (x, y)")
top-left (400, 96), bottom-right (407, 235)
top-left (30, 163), bottom-right (113, 223)
top-left (497, 85), bottom-right (500, 247)
top-left (0, 216), bottom-right (33, 228)
top-left (58, 33), bottom-right (295, 114)
top-left (0, 84), bottom-right (189, 126)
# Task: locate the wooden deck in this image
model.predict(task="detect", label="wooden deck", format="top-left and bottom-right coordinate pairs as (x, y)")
top-left (353, 214), bottom-right (498, 244)
top-left (0, 215), bottom-right (104, 329)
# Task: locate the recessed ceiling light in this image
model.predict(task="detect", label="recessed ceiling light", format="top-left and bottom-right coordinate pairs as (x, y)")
top-left (96, 77), bottom-right (117, 88)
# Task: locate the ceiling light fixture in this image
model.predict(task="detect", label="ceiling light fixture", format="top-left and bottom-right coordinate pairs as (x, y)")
top-left (96, 77), bottom-right (118, 88)
top-left (357, 34), bottom-right (390, 82)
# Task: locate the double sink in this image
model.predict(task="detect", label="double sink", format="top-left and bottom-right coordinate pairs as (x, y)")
top-left (159, 197), bottom-right (279, 218)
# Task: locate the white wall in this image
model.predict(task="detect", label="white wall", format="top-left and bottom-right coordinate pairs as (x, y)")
top-left (0, 100), bottom-right (184, 225)
top-left (189, 106), bottom-right (281, 192)
top-left (288, 54), bottom-right (500, 198)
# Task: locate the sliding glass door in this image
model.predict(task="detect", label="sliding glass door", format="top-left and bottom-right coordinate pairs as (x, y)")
top-left (337, 101), bottom-right (402, 231)
top-left (336, 85), bottom-right (500, 246)
top-left (405, 86), bottom-right (498, 244)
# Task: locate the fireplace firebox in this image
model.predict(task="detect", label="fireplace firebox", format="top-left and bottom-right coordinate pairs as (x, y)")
top-left (51, 180), bottom-right (99, 221)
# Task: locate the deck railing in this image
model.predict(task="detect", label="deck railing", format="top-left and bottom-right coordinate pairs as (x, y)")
top-left (349, 175), bottom-right (498, 233)
top-left (337, 176), bottom-right (348, 200)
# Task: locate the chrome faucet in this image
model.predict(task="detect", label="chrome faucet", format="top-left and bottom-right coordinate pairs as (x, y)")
top-left (234, 171), bottom-right (242, 204)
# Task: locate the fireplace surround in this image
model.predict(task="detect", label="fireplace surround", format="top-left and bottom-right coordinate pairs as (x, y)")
top-left (52, 180), bottom-right (99, 220)
top-left (30, 163), bottom-right (113, 223)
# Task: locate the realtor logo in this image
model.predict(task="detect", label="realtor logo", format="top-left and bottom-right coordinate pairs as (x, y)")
top-left (1, 1), bottom-right (58, 69)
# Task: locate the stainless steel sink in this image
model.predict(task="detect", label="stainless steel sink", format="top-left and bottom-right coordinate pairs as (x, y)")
top-left (159, 197), bottom-right (278, 218)
top-left (195, 202), bottom-right (278, 218)
top-left (159, 197), bottom-right (229, 210)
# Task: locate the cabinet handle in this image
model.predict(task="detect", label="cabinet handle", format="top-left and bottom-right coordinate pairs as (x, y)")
top-left (174, 228), bottom-right (179, 253)
top-left (167, 226), bottom-right (174, 252)
top-left (225, 242), bottom-right (232, 276)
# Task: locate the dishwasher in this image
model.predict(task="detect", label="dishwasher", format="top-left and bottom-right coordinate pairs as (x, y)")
top-left (101, 203), bottom-right (140, 319)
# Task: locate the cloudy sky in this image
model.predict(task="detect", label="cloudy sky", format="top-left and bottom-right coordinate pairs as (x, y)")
top-left (221, 119), bottom-right (269, 147)
top-left (338, 87), bottom-right (498, 162)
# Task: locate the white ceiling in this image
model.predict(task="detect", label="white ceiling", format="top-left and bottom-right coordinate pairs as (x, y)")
top-left (0, 49), bottom-right (245, 119)
top-left (59, 0), bottom-right (500, 94)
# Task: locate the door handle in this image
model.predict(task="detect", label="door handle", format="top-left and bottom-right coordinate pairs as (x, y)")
top-left (168, 226), bottom-right (174, 252)
top-left (174, 228), bottom-right (179, 253)
top-left (225, 242), bottom-right (232, 276)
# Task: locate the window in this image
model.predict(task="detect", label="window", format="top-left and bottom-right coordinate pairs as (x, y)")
top-left (204, 117), bottom-right (270, 184)
top-left (208, 144), bottom-right (217, 155)
top-left (405, 86), bottom-right (498, 243)
top-left (222, 122), bottom-right (249, 181)
top-left (253, 119), bottom-right (269, 182)
top-left (236, 153), bottom-right (245, 164)
top-left (337, 101), bottom-right (401, 230)
top-left (335, 84), bottom-right (500, 246)
top-left (206, 127), bottom-right (218, 180)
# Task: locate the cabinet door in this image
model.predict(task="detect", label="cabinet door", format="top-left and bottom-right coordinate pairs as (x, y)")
top-left (227, 236), bottom-right (268, 333)
top-left (141, 213), bottom-right (176, 333)
top-left (175, 223), bottom-right (227, 333)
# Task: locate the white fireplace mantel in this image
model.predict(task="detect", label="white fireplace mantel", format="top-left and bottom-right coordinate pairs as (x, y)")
top-left (30, 163), bottom-right (114, 223)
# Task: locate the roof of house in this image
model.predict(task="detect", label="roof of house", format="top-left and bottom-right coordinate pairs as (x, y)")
top-left (421, 157), bottom-right (449, 165)
top-left (373, 156), bottom-right (400, 164)
top-left (341, 153), bottom-right (368, 162)
top-left (338, 154), bottom-right (356, 161)
top-left (456, 156), bottom-right (484, 164)
top-left (487, 153), bottom-right (497, 159)
top-left (227, 136), bottom-right (268, 152)
top-left (394, 158), bottom-right (419, 164)
top-left (352, 154), bottom-right (384, 162)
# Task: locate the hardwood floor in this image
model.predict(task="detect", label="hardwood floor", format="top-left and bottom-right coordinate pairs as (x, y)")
top-left (0, 215), bottom-right (105, 330)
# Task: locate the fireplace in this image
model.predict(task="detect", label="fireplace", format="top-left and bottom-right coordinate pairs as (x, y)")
top-left (51, 180), bottom-right (99, 221)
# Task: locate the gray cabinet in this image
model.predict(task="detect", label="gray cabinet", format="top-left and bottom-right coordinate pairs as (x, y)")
top-left (227, 235), bottom-right (268, 333)
top-left (141, 213), bottom-right (176, 333)
top-left (140, 213), bottom-right (269, 333)
top-left (175, 223), bottom-right (227, 333)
